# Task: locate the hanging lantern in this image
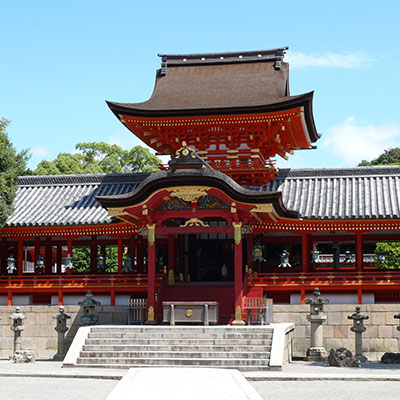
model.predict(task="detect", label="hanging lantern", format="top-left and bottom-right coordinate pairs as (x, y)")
top-left (278, 250), bottom-right (291, 268)
top-left (6, 254), bottom-right (16, 274)
top-left (35, 255), bottom-right (45, 271)
top-left (122, 254), bottom-right (133, 272)
top-left (310, 247), bottom-right (320, 263)
top-left (252, 245), bottom-right (265, 262)
top-left (65, 253), bottom-right (74, 270)
top-left (377, 251), bottom-right (387, 265)
top-left (344, 250), bottom-right (354, 263)
top-left (96, 254), bottom-right (105, 271)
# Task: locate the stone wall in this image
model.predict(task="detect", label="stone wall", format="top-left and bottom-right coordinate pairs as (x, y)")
top-left (0, 305), bottom-right (128, 359)
top-left (274, 304), bottom-right (400, 361)
top-left (1, 304), bottom-right (399, 361)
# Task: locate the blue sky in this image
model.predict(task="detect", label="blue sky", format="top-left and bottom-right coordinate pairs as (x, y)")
top-left (1, 0), bottom-right (399, 171)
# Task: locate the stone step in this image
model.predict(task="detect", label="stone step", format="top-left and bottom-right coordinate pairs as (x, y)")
top-left (90, 326), bottom-right (273, 334)
top-left (76, 357), bottom-right (269, 367)
top-left (85, 338), bottom-right (271, 346)
top-left (87, 332), bottom-right (273, 340)
top-left (79, 350), bottom-right (270, 359)
top-left (70, 363), bottom-right (271, 372)
top-left (82, 344), bottom-right (271, 352)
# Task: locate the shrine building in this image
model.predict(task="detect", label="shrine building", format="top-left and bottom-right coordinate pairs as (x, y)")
top-left (1, 47), bottom-right (400, 324)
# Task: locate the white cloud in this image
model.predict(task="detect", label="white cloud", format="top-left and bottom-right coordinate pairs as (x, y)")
top-left (107, 130), bottom-right (143, 149)
top-left (31, 146), bottom-right (50, 156)
top-left (323, 117), bottom-right (400, 165)
top-left (286, 51), bottom-right (372, 69)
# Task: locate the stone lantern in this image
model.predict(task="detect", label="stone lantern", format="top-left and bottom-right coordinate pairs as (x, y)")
top-left (348, 306), bottom-right (369, 362)
top-left (53, 306), bottom-right (71, 360)
top-left (305, 287), bottom-right (329, 361)
top-left (6, 254), bottom-right (16, 274)
top-left (9, 307), bottom-right (34, 363)
top-left (79, 290), bottom-right (101, 325)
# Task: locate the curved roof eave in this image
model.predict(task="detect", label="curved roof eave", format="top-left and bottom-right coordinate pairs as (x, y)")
top-left (106, 91), bottom-right (320, 143)
top-left (96, 169), bottom-right (299, 220)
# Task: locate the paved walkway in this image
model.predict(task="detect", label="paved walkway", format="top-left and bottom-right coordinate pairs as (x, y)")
top-left (1, 360), bottom-right (400, 381)
top-left (1, 360), bottom-right (400, 400)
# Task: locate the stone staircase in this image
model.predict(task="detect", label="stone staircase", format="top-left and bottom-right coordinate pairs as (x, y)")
top-left (74, 325), bottom-right (273, 371)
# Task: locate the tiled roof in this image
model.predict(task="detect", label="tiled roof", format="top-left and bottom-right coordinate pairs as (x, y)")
top-left (6, 173), bottom-right (149, 227)
top-left (261, 166), bottom-right (400, 219)
top-left (5, 166), bottom-right (400, 227)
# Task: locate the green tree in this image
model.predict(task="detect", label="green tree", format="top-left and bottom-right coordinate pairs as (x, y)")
top-left (375, 242), bottom-right (400, 270)
top-left (0, 119), bottom-right (30, 227)
top-left (34, 142), bottom-right (160, 175)
top-left (359, 148), bottom-right (400, 166)
top-left (360, 148), bottom-right (400, 269)
top-left (72, 246), bottom-right (118, 274)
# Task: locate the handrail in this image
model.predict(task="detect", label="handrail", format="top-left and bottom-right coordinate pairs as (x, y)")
top-left (246, 270), bottom-right (399, 286)
top-left (0, 273), bottom-right (165, 288)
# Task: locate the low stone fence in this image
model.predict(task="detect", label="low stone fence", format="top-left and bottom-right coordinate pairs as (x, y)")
top-left (274, 304), bottom-right (400, 361)
top-left (0, 305), bottom-right (128, 359)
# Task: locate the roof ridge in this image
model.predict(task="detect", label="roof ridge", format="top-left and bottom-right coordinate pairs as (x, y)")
top-left (276, 166), bottom-right (400, 179)
top-left (17, 173), bottom-right (150, 186)
top-left (158, 48), bottom-right (289, 70)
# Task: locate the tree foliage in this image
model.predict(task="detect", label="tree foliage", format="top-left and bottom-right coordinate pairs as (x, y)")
top-left (0, 119), bottom-right (30, 227)
top-left (73, 246), bottom-right (118, 274)
top-left (34, 142), bottom-right (161, 175)
top-left (360, 148), bottom-right (400, 268)
top-left (359, 148), bottom-right (400, 166)
top-left (375, 242), bottom-right (400, 270)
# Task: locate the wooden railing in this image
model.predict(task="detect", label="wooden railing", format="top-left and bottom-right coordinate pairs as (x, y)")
top-left (0, 273), bottom-right (166, 289)
top-left (246, 270), bottom-right (400, 287)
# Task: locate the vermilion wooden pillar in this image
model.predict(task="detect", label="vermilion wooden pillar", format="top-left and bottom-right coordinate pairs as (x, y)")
top-left (168, 234), bottom-right (175, 271)
top-left (58, 290), bottom-right (63, 306)
top-left (56, 246), bottom-right (62, 274)
top-left (356, 232), bottom-right (363, 273)
top-left (129, 235), bottom-right (136, 270)
top-left (137, 237), bottom-right (144, 272)
top-left (247, 233), bottom-right (253, 271)
top-left (34, 236), bottom-right (40, 273)
top-left (17, 239), bottom-right (23, 275)
top-left (117, 236), bottom-right (123, 274)
top-left (45, 237), bottom-right (52, 274)
top-left (232, 222), bottom-right (245, 325)
top-left (147, 224), bottom-right (156, 322)
top-left (301, 288), bottom-right (306, 305)
top-left (90, 236), bottom-right (97, 274)
top-left (302, 233), bottom-right (310, 273)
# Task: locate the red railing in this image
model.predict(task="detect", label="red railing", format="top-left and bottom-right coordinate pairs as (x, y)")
top-left (246, 270), bottom-right (400, 287)
top-left (0, 273), bottom-right (166, 290)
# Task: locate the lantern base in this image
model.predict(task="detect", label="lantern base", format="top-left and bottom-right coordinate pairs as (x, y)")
top-left (306, 347), bottom-right (327, 361)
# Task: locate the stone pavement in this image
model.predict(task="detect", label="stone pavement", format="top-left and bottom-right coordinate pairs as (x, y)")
top-left (1, 359), bottom-right (400, 381)
top-left (1, 360), bottom-right (400, 400)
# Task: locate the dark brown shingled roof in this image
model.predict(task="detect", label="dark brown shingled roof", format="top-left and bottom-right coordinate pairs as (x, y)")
top-left (107, 48), bottom-right (312, 119)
